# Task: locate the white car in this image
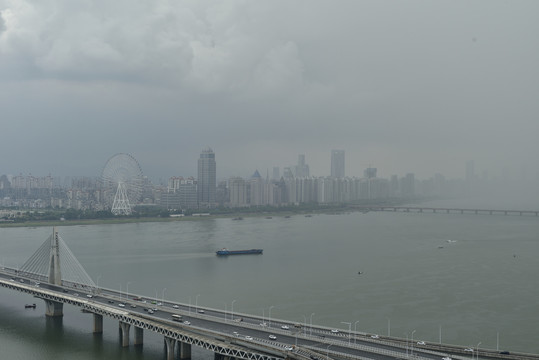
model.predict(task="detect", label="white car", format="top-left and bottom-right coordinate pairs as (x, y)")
top-left (198, 309), bottom-right (205, 313)
top-left (370, 334), bottom-right (379, 339)
top-left (172, 305), bottom-right (179, 309)
top-left (245, 336), bottom-right (253, 340)
top-left (148, 310), bottom-right (154, 314)
top-left (331, 329), bottom-right (339, 333)
top-left (281, 325), bottom-right (290, 330)
top-left (183, 321), bottom-right (191, 325)
top-left (86, 294), bottom-right (93, 298)
top-left (464, 348), bottom-right (474, 352)
top-left (233, 331), bottom-right (239, 336)
top-left (118, 303), bottom-right (125, 307)
top-left (442, 357), bottom-right (452, 360)
top-left (285, 346), bottom-right (293, 351)
top-left (269, 335), bottom-right (277, 340)
top-left (417, 341), bottom-right (426, 345)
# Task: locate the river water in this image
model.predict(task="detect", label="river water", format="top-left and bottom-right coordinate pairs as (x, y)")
top-left (1, 207), bottom-right (538, 359)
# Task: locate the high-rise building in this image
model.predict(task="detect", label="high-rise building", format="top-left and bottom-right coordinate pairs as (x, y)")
top-left (331, 150), bottom-right (345, 178)
top-left (197, 147), bottom-right (216, 207)
top-left (229, 177), bottom-right (248, 207)
top-left (364, 167), bottom-right (377, 179)
top-left (272, 167), bottom-right (280, 180)
top-left (295, 154), bottom-right (310, 177)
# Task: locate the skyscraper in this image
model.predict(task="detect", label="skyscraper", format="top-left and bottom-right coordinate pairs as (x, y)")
top-left (331, 150), bottom-right (345, 178)
top-left (197, 147), bottom-right (216, 207)
top-left (294, 154), bottom-right (310, 178)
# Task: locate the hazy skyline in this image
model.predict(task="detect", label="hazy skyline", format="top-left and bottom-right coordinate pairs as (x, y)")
top-left (1, 1), bottom-right (538, 181)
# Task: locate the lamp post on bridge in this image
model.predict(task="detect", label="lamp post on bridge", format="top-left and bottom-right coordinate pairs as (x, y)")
top-left (162, 288), bottom-right (167, 305)
top-left (231, 300), bottom-right (236, 321)
top-left (310, 313), bottom-right (315, 336)
top-left (302, 315), bottom-right (307, 336)
top-left (326, 344), bottom-right (332, 360)
top-left (476, 342), bottom-right (481, 360)
top-left (405, 333), bottom-right (409, 358)
top-left (386, 318), bottom-right (391, 337)
top-left (95, 275), bottom-right (101, 294)
top-left (411, 330), bottom-right (416, 357)
top-left (354, 321), bottom-right (360, 344)
top-left (341, 321), bottom-right (351, 345)
top-left (269, 306), bottom-right (275, 327)
top-left (195, 294), bottom-right (200, 313)
top-left (126, 281), bottom-right (132, 301)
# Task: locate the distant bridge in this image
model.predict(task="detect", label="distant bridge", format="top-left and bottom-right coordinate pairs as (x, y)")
top-left (351, 206), bottom-right (539, 217)
top-left (1, 228), bottom-right (538, 360)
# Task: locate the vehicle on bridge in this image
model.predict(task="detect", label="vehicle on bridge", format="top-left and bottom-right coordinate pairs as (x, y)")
top-left (172, 314), bottom-right (183, 321)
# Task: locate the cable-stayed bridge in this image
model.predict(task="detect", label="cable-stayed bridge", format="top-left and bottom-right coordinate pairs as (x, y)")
top-left (1, 228), bottom-right (537, 360)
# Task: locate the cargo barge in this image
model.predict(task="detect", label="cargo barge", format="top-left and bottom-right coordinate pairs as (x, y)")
top-left (216, 248), bottom-right (263, 256)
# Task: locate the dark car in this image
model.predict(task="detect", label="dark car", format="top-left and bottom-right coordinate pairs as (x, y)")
top-left (499, 351), bottom-right (510, 355)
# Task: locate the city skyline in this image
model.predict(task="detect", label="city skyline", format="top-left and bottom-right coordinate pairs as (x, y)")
top-left (1, 150), bottom-right (537, 187)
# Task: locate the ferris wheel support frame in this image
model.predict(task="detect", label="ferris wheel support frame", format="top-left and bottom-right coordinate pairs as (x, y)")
top-left (111, 182), bottom-right (133, 215)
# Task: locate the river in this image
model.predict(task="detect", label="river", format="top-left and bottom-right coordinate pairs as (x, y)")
top-left (1, 207), bottom-right (538, 359)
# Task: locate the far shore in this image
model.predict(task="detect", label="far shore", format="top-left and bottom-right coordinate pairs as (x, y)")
top-left (0, 207), bottom-right (360, 229)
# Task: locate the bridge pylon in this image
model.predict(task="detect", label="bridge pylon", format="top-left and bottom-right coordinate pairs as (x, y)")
top-left (48, 227), bottom-right (62, 286)
top-left (19, 227), bottom-right (96, 317)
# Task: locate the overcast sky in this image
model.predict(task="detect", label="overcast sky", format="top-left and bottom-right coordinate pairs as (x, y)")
top-left (1, 0), bottom-right (538, 182)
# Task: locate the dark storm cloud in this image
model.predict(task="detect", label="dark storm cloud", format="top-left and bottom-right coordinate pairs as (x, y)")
top-left (0, 0), bottom-right (538, 181)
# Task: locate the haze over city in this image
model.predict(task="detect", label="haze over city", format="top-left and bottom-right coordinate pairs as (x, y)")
top-left (1, 1), bottom-right (538, 184)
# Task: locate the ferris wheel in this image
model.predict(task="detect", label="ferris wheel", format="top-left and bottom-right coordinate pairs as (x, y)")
top-left (101, 153), bottom-right (144, 215)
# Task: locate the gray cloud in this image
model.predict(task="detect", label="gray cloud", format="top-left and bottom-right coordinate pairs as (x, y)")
top-left (0, 0), bottom-right (538, 182)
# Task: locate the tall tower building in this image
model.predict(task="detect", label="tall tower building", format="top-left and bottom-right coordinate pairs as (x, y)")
top-left (331, 150), bottom-right (345, 178)
top-left (197, 147), bottom-right (216, 207)
top-left (294, 154), bottom-right (310, 178)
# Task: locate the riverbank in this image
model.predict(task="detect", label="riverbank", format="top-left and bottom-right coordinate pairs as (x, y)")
top-left (0, 198), bottom-right (431, 228)
top-left (0, 207), bottom-right (351, 228)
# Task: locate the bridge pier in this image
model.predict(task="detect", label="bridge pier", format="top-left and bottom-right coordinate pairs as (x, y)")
top-left (93, 313), bottom-right (103, 333)
top-left (44, 299), bottom-right (63, 317)
top-left (119, 321), bottom-right (130, 347)
top-left (164, 337), bottom-right (177, 360)
top-left (215, 354), bottom-right (236, 360)
top-left (134, 327), bottom-right (144, 346)
top-left (179, 341), bottom-right (191, 359)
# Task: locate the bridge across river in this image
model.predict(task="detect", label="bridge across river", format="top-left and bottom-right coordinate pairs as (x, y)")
top-left (1, 228), bottom-right (538, 360)
top-left (351, 206), bottom-right (539, 217)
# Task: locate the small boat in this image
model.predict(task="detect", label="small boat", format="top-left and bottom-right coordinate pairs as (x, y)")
top-left (25, 304), bottom-right (36, 309)
top-left (216, 248), bottom-right (263, 256)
